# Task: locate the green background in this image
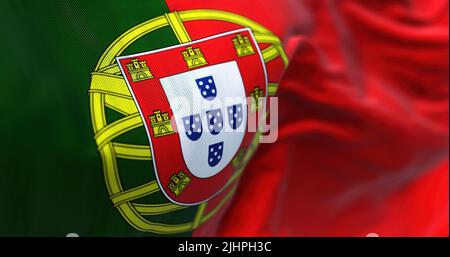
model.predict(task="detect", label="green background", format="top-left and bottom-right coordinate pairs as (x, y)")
top-left (0, 0), bottom-right (199, 236)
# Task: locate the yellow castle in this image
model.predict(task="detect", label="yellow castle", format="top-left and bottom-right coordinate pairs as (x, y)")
top-left (149, 110), bottom-right (175, 138)
top-left (232, 34), bottom-right (255, 57)
top-left (249, 86), bottom-right (264, 112)
top-left (168, 170), bottom-right (191, 196)
top-left (126, 58), bottom-right (153, 82)
top-left (182, 46), bottom-right (208, 69)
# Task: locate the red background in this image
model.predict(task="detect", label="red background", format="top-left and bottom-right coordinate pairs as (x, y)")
top-left (166, 0), bottom-right (449, 236)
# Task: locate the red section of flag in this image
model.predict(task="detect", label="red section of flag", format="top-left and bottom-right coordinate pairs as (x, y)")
top-left (166, 0), bottom-right (449, 236)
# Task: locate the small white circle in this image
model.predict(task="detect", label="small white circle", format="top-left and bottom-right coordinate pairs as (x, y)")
top-left (209, 158), bottom-right (213, 162)
top-left (218, 123), bottom-right (222, 128)
top-left (206, 85), bottom-right (210, 89)
top-left (237, 107), bottom-right (241, 112)
top-left (199, 81), bottom-right (204, 86)
top-left (187, 131), bottom-right (192, 136)
top-left (208, 79), bottom-right (213, 83)
top-left (238, 118), bottom-right (242, 122)
top-left (202, 91), bottom-right (207, 96)
top-left (208, 114), bottom-right (213, 119)
top-left (209, 125), bottom-right (213, 130)
top-left (217, 112), bottom-right (221, 117)
top-left (218, 145), bottom-right (222, 150)
top-left (234, 113), bottom-right (237, 118)
top-left (197, 129), bottom-right (201, 133)
top-left (66, 233), bottom-right (79, 237)
top-left (230, 120), bottom-right (234, 124)
top-left (218, 155), bottom-right (221, 159)
top-left (210, 148), bottom-right (213, 152)
top-left (229, 109), bottom-right (233, 114)
top-left (214, 151), bottom-right (218, 156)
top-left (185, 119), bottom-right (189, 124)
top-left (195, 117), bottom-right (199, 122)
top-left (213, 118), bottom-right (217, 123)
top-left (192, 124), bottom-right (196, 129)
top-left (211, 89), bottom-right (216, 94)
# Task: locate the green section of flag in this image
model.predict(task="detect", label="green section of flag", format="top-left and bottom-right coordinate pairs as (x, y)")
top-left (0, 0), bottom-right (198, 236)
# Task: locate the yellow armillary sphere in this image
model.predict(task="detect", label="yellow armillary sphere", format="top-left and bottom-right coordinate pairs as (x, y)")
top-left (89, 9), bottom-right (287, 234)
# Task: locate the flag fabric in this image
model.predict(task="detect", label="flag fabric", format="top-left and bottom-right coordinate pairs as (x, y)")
top-left (201, 0), bottom-right (449, 236)
top-left (0, 0), bottom-right (448, 236)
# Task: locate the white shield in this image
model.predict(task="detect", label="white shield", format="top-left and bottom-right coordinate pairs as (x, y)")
top-left (160, 61), bottom-right (247, 178)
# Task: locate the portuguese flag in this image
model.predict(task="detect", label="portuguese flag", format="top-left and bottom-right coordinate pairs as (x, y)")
top-left (0, 0), bottom-right (448, 237)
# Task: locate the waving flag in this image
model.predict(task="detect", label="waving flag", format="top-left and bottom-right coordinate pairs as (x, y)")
top-left (0, 0), bottom-right (447, 237)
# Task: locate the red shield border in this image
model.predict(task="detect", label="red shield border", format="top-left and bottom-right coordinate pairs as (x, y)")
top-left (117, 28), bottom-right (267, 205)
